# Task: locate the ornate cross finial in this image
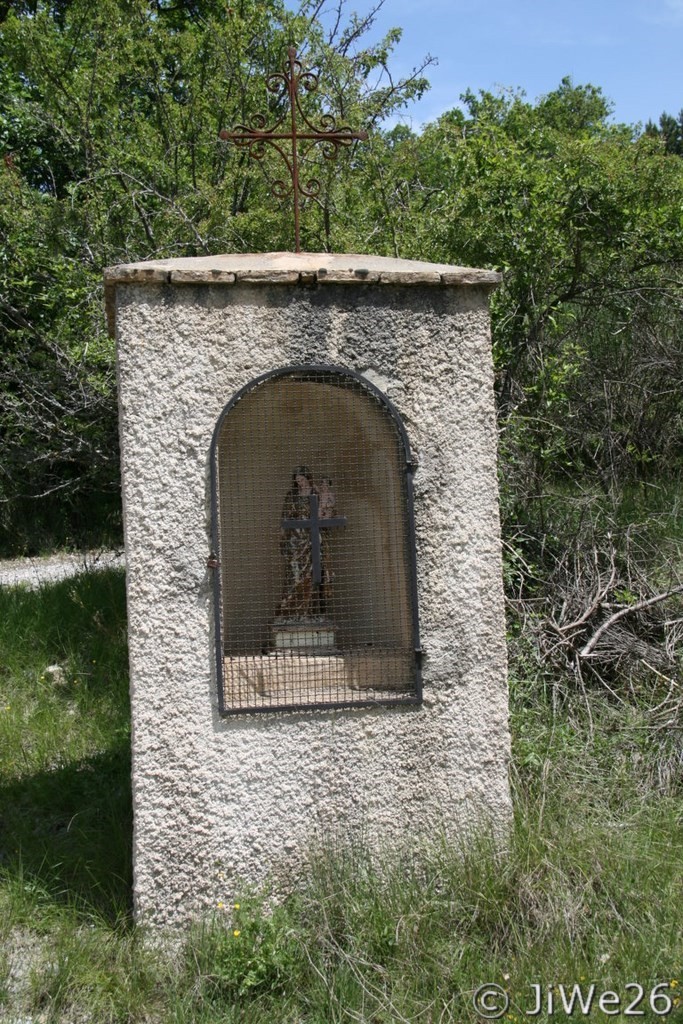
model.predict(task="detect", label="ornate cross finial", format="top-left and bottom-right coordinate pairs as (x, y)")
top-left (219, 46), bottom-right (368, 253)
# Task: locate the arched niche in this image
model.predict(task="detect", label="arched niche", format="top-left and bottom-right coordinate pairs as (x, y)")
top-left (210, 365), bottom-right (421, 713)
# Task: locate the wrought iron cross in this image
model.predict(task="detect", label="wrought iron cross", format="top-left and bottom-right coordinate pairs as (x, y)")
top-left (281, 492), bottom-right (347, 586)
top-left (219, 46), bottom-right (368, 254)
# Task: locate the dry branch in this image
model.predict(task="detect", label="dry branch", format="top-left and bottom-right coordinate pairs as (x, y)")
top-left (579, 585), bottom-right (683, 659)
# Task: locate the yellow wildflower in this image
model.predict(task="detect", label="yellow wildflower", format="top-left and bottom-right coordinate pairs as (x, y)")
top-left (233, 929), bottom-right (240, 937)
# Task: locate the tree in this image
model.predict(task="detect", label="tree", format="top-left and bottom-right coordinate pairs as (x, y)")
top-left (0, 0), bottom-right (429, 551)
top-left (342, 80), bottom-right (683, 496)
top-left (645, 109), bottom-right (683, 156)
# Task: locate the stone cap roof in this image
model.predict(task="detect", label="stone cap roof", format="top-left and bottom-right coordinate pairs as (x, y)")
top-left (104, 251), bottom-right (502, 337)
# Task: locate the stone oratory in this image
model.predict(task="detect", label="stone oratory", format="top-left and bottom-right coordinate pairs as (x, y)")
top-left (106, 249), bottom-right (511, 927)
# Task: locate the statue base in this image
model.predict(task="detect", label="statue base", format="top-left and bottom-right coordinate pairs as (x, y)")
top-left (272, 616), bottom-right (337, 651)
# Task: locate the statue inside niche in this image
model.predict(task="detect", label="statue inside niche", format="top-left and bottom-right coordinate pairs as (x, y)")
top-left (278, 466), bottom-right (346, 625)
top-left (279, 465), bottom-right (318, 618)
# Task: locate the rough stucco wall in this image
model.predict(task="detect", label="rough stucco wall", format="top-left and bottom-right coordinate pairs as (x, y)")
top-left (115, 280), bottom-right (511, 928)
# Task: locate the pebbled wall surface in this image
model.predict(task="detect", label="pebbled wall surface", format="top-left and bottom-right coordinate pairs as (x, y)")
top-left (114, 274), bottom-right (511, 928)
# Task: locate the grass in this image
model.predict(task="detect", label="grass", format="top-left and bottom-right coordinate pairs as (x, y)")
top-left (0, 569), bottom-right (682, 1022)
top-left (0, 569), bottom-right (132, 925)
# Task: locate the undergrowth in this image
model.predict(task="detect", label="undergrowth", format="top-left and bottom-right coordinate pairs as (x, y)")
top-left (0, 569), bottom-right (681, 1023)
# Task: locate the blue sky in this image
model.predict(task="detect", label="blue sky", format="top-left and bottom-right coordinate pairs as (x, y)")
top-left (302, 0), bottom-right (683, 129)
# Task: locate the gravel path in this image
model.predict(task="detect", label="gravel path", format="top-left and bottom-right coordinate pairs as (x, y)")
top-left (0, 549), bottom-right (125, 588)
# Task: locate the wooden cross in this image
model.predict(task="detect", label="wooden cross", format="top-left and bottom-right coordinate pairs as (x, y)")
top-left (281, 492), bottom-right (347, 586)
top-left (219, 46), bottom-right (368, 254)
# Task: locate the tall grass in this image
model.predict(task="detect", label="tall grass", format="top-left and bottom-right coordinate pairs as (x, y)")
top-left (0, 570), bottom-right (681, 1022)
top-left (0, 569), bottom-right (132, 925)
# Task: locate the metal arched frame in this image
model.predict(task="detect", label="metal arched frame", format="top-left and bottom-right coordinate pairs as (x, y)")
top-left (209, 363), bottom-right (423, 715)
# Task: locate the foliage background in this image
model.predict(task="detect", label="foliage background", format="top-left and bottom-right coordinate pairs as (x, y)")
top-left (0, 0), bottom-right (430, 549)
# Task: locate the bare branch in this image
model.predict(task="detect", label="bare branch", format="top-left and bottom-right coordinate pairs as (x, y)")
top-left (580, 586), bottom-right (683, 659)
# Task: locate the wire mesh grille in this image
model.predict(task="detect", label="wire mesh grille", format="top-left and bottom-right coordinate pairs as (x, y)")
top-left (212, 367), bottom-right (420, 713)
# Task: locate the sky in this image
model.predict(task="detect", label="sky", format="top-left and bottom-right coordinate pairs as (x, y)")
top-left (302, 0), bottom-right (683, 129)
